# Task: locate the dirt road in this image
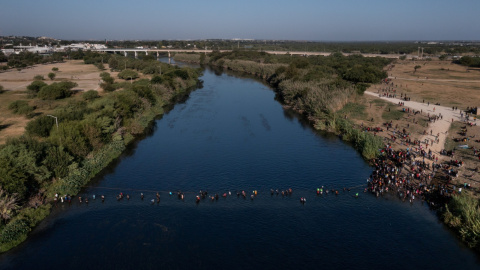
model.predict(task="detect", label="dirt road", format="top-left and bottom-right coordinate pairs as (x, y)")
top-left (365, 91), bottom-right (473, 161)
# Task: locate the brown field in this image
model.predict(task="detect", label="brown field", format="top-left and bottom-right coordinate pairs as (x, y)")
top-left (0, 60), bottom-right (122, 144)
top-left (383, 60), bottom-right (480, 107)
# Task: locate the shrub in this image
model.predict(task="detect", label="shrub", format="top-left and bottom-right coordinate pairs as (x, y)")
top-left (151, 75), bottom-right (163, 84)
top-left (25, 115), bottom-right (55, 137)
top-left (83, 90), bottom-right (99, 101)
top-left (444, 193), bottom-right (480, 249)
top-left (43, 146), bottom-right (74, 178)
top-left (27, 80), bottom-right (47, 92)
top-left (51, 67), bottom-right (59, 72)
top-left (0, 218), bottom-right (30, 251)
top-left (101, 83), bottom-right (115, 92)
top-left (48, 72), bottom-right (56, 80)
top-left (100, 72), bottom-right (114, 84)
top-left (118, 69), bottom-right (139, 80)
top-left (8, 100), bottom-right (34, 116)
top-left (20, 205), bottom-right (51, 228)
top-left (33, 75), bottom-right (44, 80)
top-left (37, 81), bottom-right (77, 100)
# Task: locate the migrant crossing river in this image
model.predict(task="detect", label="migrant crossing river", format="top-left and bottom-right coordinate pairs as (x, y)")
top-left (1, 62), bottom-right (479, 269)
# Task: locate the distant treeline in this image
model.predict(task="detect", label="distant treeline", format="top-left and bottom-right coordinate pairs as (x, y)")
top-left (455, 56), bottom-right (480, 67)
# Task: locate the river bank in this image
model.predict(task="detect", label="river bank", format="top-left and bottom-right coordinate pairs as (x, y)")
top-left (2, 64), bottom-right (479, 269)
top-left (0, 60), bottom-right (201, 252)
top-left (174, 52), bottom-right (480, 252)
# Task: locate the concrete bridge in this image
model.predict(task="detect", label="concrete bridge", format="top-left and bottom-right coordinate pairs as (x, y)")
top-left (96, 48), bottom-right (402, 59)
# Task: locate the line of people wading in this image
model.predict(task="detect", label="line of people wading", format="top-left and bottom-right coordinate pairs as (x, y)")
top-left (52, 186), bottom-right (365, 207)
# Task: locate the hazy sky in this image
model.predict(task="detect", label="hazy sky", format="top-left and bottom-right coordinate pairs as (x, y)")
top-left (1, 0), bottom-right (479, 41)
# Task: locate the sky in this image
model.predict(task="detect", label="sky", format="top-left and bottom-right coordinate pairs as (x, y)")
top-left (1, 0), bottom-right (479, 41)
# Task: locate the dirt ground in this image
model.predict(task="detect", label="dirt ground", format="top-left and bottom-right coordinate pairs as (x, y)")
top-left (384, 60), bottom-right (480, 107)
top-left (358, 59), bottom-right (480, 195)
top-left (0, 60), bottom-right (118, 144)
top-left (0, 60), bottom-right (105, 92)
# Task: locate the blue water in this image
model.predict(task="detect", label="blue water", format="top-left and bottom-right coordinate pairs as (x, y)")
top-left (0, 64), bottom-right (479, 270)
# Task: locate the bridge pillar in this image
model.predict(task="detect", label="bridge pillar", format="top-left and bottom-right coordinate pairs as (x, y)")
top-left (168, 51), bottom-right (171, 58)
top-left (124, 51), bottom-right (127, 57)
top-left (145, 51), bottom-right (148, 55)
top-left (134, 51), bottom-right (138, 59)
top-left (156, 52), bottom-right (159, 59)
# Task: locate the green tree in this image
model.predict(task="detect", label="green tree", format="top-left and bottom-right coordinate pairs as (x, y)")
top-left (100, 72), bottom-right (114, 84)
top-left (27, 81), bottom-right (47, 93)
top-left (48, 72), bottom-right (56, 80)
top-left (151, 75), bottom-right (163, 84)
top-left (414, 65), bottom-right (421, 74)
top-left (8, 100), bottom-right (34, 116)
top-left (82, 90), bottom-right (99, 101)
top-left (51, 67), bottom-right (59, 72)
top-left (118, 69), bottom-right (139, 80)
top-left (37, 81), bottom-right (77, 100)
top-left (108, 57), bottom-right (119, 70)
top-left (0, 140), bottom-right (51, 199)
top-left (43, 146), bottom-right (73, 178)
top-left (25, 116), bottom-right (55, 137)
top-left (49, 121), bottom-right (92, 157)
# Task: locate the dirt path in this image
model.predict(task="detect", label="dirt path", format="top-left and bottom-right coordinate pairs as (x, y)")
top-left (388, 76), bottom-right (480, 83)
top-left (365, 90), bottom-right (469, 161)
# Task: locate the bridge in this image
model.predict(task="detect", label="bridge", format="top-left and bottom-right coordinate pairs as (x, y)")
top-left (96, 48), bottom-right (402, 59)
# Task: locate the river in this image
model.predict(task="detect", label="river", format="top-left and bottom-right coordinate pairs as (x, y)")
top-left (0, 61), bottom-right (479, 270)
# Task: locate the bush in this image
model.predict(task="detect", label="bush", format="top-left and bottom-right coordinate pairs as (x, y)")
top-left (151, 75), bottom-right (163, 84)
top-left (51, 67), bottom-right (59, 72)
top-left (20, 205), bottom-right (51, 228)
top-left (444, 193), bottom-right (480, 249)
top-left (95, 62), bottom-right (105, 70)
top-left (37, 81), bottom-right (77, 100)
top-left (48, 72), bottom-right (56, 80)
top-left (33, 75), bottom-right (44, 80)
top-left (83, 90), bottom-right (99, 101)
top-left (8, 100), bottom-right (34, 116)
top-left (118, 69), bottom-right (139, 80)
top-left (0, 218), bottom-right (30, 251)
top-left (101, 83), bottom-right (116, 92)
top-left (25, 115), bottom-right (55, 137)
top-left (100, 72), bottom-right (114, 84)
top-left (27, 80), bottom-right (47, 92)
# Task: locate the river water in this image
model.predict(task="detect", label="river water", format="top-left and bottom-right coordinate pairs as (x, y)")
top-left (1, 62), bottom-right (479, 270)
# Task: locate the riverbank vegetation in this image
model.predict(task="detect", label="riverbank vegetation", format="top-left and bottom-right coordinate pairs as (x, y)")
top-left (444, 192), bottom-right (480, 251)
top-left (175, 51), bottom-right (480, 252)
top-left (175, 51), bottom-right (389, 159)
top-left (0, 55), bottom-right (201, 252)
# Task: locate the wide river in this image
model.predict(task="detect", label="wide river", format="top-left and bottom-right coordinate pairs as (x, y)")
top-left (1, 62), bottom-right (479, 269)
